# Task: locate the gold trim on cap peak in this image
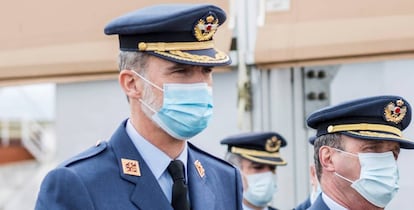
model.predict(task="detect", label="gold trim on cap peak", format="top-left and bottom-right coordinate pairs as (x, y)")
top-left (153, 49), bottom-right (229, 63)
top-left (326, 123), bottom-right (402, 137)
top-left (241, 154), bottom-right (287, 166)
top-left (231, 146), bottom-right (281, 158)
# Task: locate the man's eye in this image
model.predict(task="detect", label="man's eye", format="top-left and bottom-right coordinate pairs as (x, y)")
top-left (203, 68), bottom-right (213, 73)
top-left (173, 68), bottom-right (186, 72)
top-left (252, 165), bottom-right (265, 170)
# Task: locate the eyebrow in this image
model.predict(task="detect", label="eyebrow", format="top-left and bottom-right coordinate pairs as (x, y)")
top-left (167, 64), bottom-right (211, 71)
top-left (167, 63), bottom-right (192, 69)
top-left (250, 162), bottom-right (266, 167)
top-left (359, 140), bottom-right (400, 151)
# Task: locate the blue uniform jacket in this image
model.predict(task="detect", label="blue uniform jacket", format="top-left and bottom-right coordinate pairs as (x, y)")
top-left (35, 120), bottom-right (243, 210)
top-left (294, 196), bottom-right (311, 210)
top-left (306, 194), bottom-right (329, 210)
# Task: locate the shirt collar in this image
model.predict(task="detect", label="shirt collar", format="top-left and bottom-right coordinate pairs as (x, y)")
top-left (322, 192), bottom-right (348, 210)
top-left (126, 119), bottom-right (188, 180)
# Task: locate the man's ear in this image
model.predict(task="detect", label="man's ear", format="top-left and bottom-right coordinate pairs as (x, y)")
top-left (119, 70), bottom-right (142, 99)
top-left (319, 146), bottom-right (336, 172)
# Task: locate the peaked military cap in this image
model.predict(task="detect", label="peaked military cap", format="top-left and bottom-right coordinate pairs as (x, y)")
top-left (221, 132), bottom-right (287, 166)
top-left (104, 4), bottom-right (231, 66)
top-left (307, 95), bottom-right (414, 149)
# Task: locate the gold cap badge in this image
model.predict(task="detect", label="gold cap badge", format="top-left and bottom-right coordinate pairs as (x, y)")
top-left (265, 136), bottom-right (281, 152)
top-left (194, 15), bottom-right (219, 41)
top-left (121, 158), bottom-right (141, 177)
top-left (384, 99), bottom-right (407, 124)
top-left (194, 160), bottom-right (205, 178)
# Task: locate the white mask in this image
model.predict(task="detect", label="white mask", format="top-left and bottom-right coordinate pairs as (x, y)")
top-left (244, 171), bottom-right (277, 207)
top-left (334, 148), bottom-right (399, 208)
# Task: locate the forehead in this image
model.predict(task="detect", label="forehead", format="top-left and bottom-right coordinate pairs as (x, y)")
top-left (240, 157), bottom-right (274, 168)
top-left (146, 55), bottom-right (203, 71)
top-left (146, 55), bottom-right (175, 69)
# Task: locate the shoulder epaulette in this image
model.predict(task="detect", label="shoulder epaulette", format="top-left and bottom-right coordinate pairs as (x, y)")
top-left (59, 141), bottom-right (108, 167)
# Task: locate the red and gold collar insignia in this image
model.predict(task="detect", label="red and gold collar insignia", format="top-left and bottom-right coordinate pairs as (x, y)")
top-left (194, 160), bottom-right (205, 178)
top-left (121, 158), bottom-right (141, 176)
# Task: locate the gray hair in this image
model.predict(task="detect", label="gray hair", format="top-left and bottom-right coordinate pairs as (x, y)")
top-left (118, 51), bottom-right (150, 103)
top-left (224, 152), bottom-right (243, 168)
top-left (313, 133), bottom-right (343, 181)
top-left (118, 51), bottom-right (150, 74)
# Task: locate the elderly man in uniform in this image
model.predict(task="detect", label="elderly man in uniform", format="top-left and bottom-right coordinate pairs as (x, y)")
top-left (35, 4), bottom-right (243, 210)
top-left (306, 95), bottom-right (414, 210)
top-left (221, 132), bottom-right (288, 210)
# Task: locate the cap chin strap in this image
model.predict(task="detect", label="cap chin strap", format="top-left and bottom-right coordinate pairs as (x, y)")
top-left (138, 40), bottom-right (214, 51)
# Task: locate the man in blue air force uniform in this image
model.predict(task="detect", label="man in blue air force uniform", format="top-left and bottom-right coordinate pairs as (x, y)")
top-left (35, 4), bottom-right (243, 210)
top-left (305, 95), bottom-right (414, 210)
top-left (221, 132), bottom-right (288, 210)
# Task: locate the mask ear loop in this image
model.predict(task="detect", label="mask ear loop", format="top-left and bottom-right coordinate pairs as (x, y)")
top-left (131, 70), bottom-right (164, 92)
top-left (333, 148), bottom-right (358, 157)
top-left (139, 98), bottom-right (157, 113)
top-left (131, 70), bottom-right (162, 113)
top-left (332, 147), bottom-right (358, 184)
top-left (334, 172), bottom-right (355, 184)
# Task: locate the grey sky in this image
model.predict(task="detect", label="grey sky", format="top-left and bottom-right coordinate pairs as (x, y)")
top-left (0, 83), bottom-right (55, 120)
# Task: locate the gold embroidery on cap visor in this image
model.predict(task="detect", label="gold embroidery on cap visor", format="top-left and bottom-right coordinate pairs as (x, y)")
top-left (384, 100), bottom-right (407, 124)
top-left (241, 154), bottom-right (287, 166)
top-left (153, 49), bottom-right (229, 64)
top-left (231, 147), bottom-right (287, 165)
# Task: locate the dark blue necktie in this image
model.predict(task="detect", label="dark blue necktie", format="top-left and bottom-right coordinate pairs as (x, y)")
top-left (167, 160), bottom-right (190, 210)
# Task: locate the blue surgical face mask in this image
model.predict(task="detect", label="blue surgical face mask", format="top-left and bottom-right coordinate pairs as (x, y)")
top-left (133, 71), bottom-right (213, 140)
top-left (333, 148), bottom-right (399, 208)
top-left (244, 172), bottom-right (277, 207)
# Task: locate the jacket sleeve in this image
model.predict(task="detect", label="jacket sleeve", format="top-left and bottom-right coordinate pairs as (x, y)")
top-left (235, 167), bottom-right (243, 210)
top-left (35, 167), bottom-right (95, 210)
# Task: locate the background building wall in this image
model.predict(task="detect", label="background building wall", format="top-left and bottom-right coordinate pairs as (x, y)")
top-left (51, 59), bottom-right (414, 210)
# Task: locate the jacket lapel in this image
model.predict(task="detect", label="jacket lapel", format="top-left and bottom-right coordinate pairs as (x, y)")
top-left (187, 146), bottom-right (215, 210)
top-left (308, 194), bottom-right (329, 210)
top-left (109, 120), bottom-right (173, 210)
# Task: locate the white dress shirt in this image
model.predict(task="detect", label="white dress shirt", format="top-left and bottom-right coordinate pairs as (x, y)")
top-left (322, 193), bottom-right (348, 210)
top-left (126, 119), bottom-right (188, 202)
